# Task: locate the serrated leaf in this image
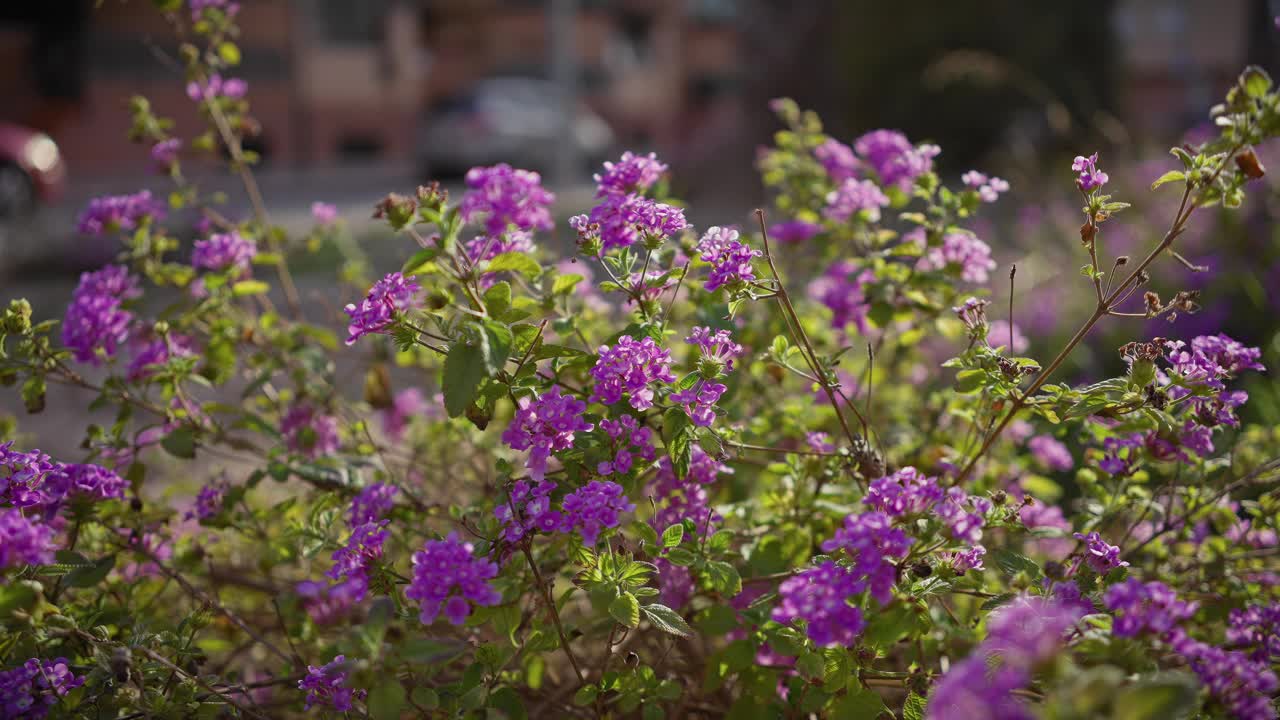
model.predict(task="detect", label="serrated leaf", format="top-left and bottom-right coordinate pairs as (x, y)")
top-left (443, 338), bottom-right (486, 417)
top-left (65, 554), bottom-right (115, 588)
top-left (664, 548), bottom-right (696, 566)
top-left (642, 604), bottom-right (693, 637)
top-left (402, 246), bottom-right (440, 275)
top-left (610, 592), bottom-right (640, 627)
top-left (483, 282), bottom-right (512, 316)
top-left (481, 319), bottom-right (513, 376)
top-left (552, 273), bottom-right (584, 296)
top-left (902, 692), bottom-right (927, 720)
top-left (487, 252), bottom-right (541, 279)
top-left (705, 560), bottom-right (742, 597)
top-left (991, 549), bottom-right (1041, 578)
top-left (367, 681), bottom-right (406, 720)
top-left (662, 408), bottom-right (694, 479)
top-left (1150, 170), bottom-right (1186, 190)
top-left (661, 524), bottom-right (685, 549)
top-left (161, 427), bottom-right (197, 459)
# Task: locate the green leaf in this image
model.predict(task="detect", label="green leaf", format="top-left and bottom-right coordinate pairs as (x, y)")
top-left (610, 592), bottom-right (640, 628)
top-left (0, 581), bottom-right (39, 619)
top-left (552, 273), bottom-right (584, 296)
top-left (489, 686), bottom-right (528, 720)
top-left (483, 281), bottom-right (512, 316)
top-left (705, 560), bottom-right (742, 597)
top-left (661, 524), bottom-right (685, 549)
top-left (664, 548), bottom-right (696, 566)
top-left (442, 338), bottom-right (486, 417)
top-left (642, 604), bottom-right (693, 637)
top-left (630, 521), bottom-right (658, 548)
top-left (402, 246), bottom-right (440, 276)
top-left (367, 681), bottom-right (406, 720)
top-left (217, 41), bottom-right (241, 66)
top-left (1150, 170), bottom-right (1186, 190)
top-left (1111, 673), bottom-right (1199, 720)
top-left (865, 602), bottom-right (920, 647)
top-left (834, 686), bottom-right (888, 719)
top-left (487, 252), bottom-right (542, 279)
top-left (65, 554), bottom-right (115, 588)
top-left (361, 596), bottom-right (394, 656)
top-left (572, 684), bottom-right (599, 706)
top-left (21, 375), bottom-right (45, 413)
top-left (161, 427), bottom-right (197, 459)
top-left (1241, 65), bottom-right (1272, 98)
top-left (991, 549), bottom-right (1042, 578)
top-left (902, 692), bottom-right (927, 720)
top-left (663, 408), bottom-right (695, 479)
top-left (481, 319), bottom-right (514, 376)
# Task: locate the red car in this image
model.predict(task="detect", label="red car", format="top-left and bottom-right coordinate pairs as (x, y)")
top-left (0, 122), bottom-right (66, 218)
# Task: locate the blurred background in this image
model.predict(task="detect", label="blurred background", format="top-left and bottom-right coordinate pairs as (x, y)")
top-left (3, 0), bottom-right (1280, 430)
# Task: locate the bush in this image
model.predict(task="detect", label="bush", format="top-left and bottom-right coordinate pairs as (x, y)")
top-left (1, 3), bottom-right (1278, 718)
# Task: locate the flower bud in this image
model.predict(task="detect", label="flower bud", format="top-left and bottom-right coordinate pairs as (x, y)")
top-left (373, 193), bottom-right (418, 231)
top-left (1235, 149), bottom-right (1266, 180)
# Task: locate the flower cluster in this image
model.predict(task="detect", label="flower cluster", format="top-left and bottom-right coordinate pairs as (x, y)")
top-left (460, 163), bottom-right (555, 236)
top-left (343, 272), bottom-right (422, 345)
top-left (596, 415), bottom-right (656, 476)
top-left (44, 463), bottom-right (127, 505)
top-left (590, 336), bottom-right (675, 411)
top-left (813, 138), bottom-right (859, 182)
top-left (0, 508), bottom-right (55, 572)
top-left (771, 561), bottom-right (867, 647)
top-left (808, 260), bottom-right (875, 333)
top-left (192, 231), bottom-right (256, 274)
top-left (62, 264), bottom-right (141, 365)
top-left (150, 138), bottom-right (181, 172)
top-left (928, 596), bottom-right (1083, 719)
top-left (280, 403), bottom-right (341, 458)
top-left (961, 170), bottom-right (1010, 203)
top-left (0, 657), bottom-right (84, 719)
top-left (327, 521), bottom-right (389, 582)
top-left (127, 334), bottom-right (197, 382)
top-left (406, 532), bottom-right (501, 625)
top-left (697, 226), bottom-right (761, 292)
top-left (864, 466), bottom-right (943, 516)
top-left (820, 511), bottom-right (913, 604)
top-left (311, 201), bottom-right (338, 226)
top-left (1071, 152), bottom-right (1109, 191)
top-left (495, 480), bottom-right (564, 543)
top-left (296, 575), bottom-right (367, 625)
top-left (768, 219), bottom-right (821, 244)
top-left (187, 481), bottom-right (226, 521)
top-left (570, 194), bottom-right (688, 251)
top-left (349, 483), bottom-right (397, 525)
top-left (76, 190), bottom-right (164, 236)
top-left (937, 487), bottom-right (991, 544)
top-left (1103, 578), bottom-right (1199, 637)
top-left (1028, 435), bottom-right (1073, 471)
top-left (502, 388), bottom-right (593, 481)
top-left (853, 129), bottom-right (939, 190)
top-left (594, 151), bottom-right (668, 196)
top-left (915, 230), bottom-right (997, 284)
top-left (1073, 531), bottom-right (1129, 575)
top-left (823, 178), bottom-right (890, 223)
top-left (649, 449), bottom-right (726, 536)
top-left (561, 480), bottom-right (634, 546)
top-left (1227, 602), bottom-right (1280, 663)
top-left (298, 655), bottom-right (365, 712)
top-left (1169, 631), bottom-right (1278, 720)
top-left (186, 73), bottom-right (247, 102)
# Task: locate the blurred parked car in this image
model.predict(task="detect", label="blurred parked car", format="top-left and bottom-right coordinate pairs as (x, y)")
top-left (416, 76), bottom-right (615, 180)
top-left (0, 123), bottom-right (66, 219)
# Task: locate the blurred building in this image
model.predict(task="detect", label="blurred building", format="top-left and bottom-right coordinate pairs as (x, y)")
top-left (0, 0), bottom-right (744, 183)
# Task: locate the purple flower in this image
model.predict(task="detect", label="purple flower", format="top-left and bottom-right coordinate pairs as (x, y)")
top-left (590, 336), bottom-right (675, 411)
top-left (987, 320), bottom-right (1028, 354)
top-left (561, 480), bottom-right (635, 546)
top-left (186, 73), bottom-right (247, 102)
top-left (502, 388), bottom-right (593, 482)
top-left (189, 0), bottom-right (239, 21)
top-left (1227, 603), bottom-right (1280, 663)
top-left (77, 190), bottom-right (164, 236)
top-left (961, 170), bottom-right (1010, 203)
top-left (464, 230), bottom-right (536, 265)
top-left (571, 194), bottom-right (688, 251)
top-left (697, 226), bottom-right (761, 292)
top-left (327, 521), bottom-right (389, 581)
top-left (186, 481), bottom-right (226, 521)
top-left (654, 557), bottom-right (694, 608)
top-left (281, 404), bottom-right (341, 458)
top-left (823, 178), bottom-right (890, 223)
top-left (1099, 434), bottom-right (1143, 476)
top-left (343, 272), bottom-right (421, 345)
top-left (649, 448), bottom-right (727, 535)
top-left (1168, 631), bottom-right (1278, 720)
top-left (1028, 435), bottom-right (1073, 472)
top-left (772, 561), bottom-right (867, 647)
top-left (311, 201), bottom-right (338, 226)
top-left (0, 509), bottom-right (55, 572)
top-left (296, 575), bottom-right (367, 624)
top-left (0, 657), bottom-right (85, 719)
top-left (1073, 531), bottom-right (1129, 575)
top-left (127, 334), bottom-right (197, 382)
top-left (151, 138), bottom-right (181, 172)
top-left (406, 532), bottom-right (501, 625)
top-left (687, 326), bottom-right (744, 373)
top-left (61, 265), bottom-right (140, 365)
top-left (768, 220), bottom-right (821, 244)
top-left (460, 163), bottom-right (555, 236)
top-left (937, 487), bottom-right (990, 545)
top-left (864, 466), bottom-right (943, 516)
top-left (1071, 153), bottom-right (1109, 191)
top-left (298, 655), bottom-right (365, 712)
top-left (916, 230), bottom-right (997, 284)
top-left (1019, 502), bottom-right (1073, 559)
top-left (808, 260), bottom-right (874, 333)
top-left (0, 443), bottom-right (58, 508)
top-left (669, 380), bottom-right (727, 427)
top-left (349, 483), bottom-right (397, 526)
top-left (927, 655), bottom-right (1032, 720)
top-left (807, 432), bottom-right (835, 453)
top-left (594, 151), bottom-right (668, 197)
top-left (1103, 579), bottom-right (1198, 638)
top-left (192, 232), bottom-right (257, 274)
top-left (946, 545), bottom-right (987, 573)
top-left (45, 463), bottom-right (127, 504)
top-left (853, 129), bottom-right (939, 190)
top-left (985, 595), bottom-right (1085, 667)
top-left (495, 479), bottom-right (566, 543)
top-left (814, 138), bottom-right (859, 183)
top-left (380, 388), bottom-right (427, 443)
top-left (820, 511), bottom-right (913, 604)
top-left (596, 415), bottom-right (656, 476)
